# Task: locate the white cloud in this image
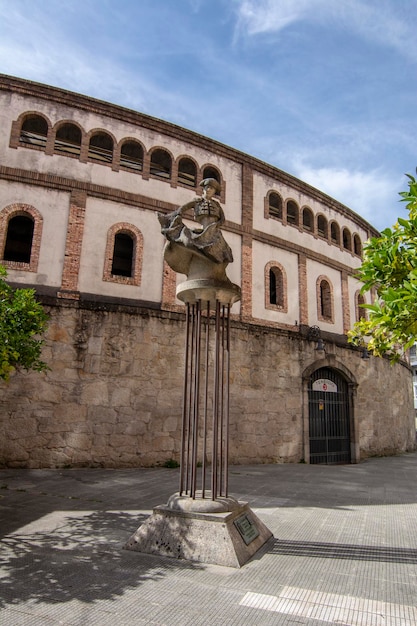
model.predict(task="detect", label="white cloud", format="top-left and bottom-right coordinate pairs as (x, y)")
top-left (234, 0), bottom-right (417, 61)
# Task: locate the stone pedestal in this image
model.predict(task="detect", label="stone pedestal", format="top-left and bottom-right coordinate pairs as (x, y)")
top-left (124, 500), bottom-right (273, 568)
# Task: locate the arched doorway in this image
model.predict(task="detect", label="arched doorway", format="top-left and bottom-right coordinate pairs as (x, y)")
top-left (308, 367), bottom-right (351, 464)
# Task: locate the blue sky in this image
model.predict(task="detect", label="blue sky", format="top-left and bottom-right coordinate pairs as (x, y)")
top-left (1, 0), bottom-right (416, 231)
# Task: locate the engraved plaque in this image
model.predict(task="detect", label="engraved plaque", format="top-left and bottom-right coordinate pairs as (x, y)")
top-left (234, 513), bottom-right (260, 545)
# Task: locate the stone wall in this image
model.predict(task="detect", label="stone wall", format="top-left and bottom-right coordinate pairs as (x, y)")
top-left (0, 302), bottom-right (415, 468)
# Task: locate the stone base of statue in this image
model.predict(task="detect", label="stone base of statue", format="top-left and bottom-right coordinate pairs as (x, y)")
top-left (124, 496), bottom-right (273, 568)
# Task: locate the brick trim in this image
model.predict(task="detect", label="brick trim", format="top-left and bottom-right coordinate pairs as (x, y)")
top-left (0, 203), bottom-right (43, 272)
top-left (60, 191), bottom-right (87, 293)
top-left (264, 260), bottom-right (288, 313)
top-left (103, 222), bottom-right (143, 286)
top-left (316, 274), bottom-right (334, 324)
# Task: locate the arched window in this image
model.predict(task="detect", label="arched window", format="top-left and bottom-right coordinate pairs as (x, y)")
top-left (120, 140), bottom-right (143, 171)
top-left (355, 291), bottom-right (367, 322)
top-left (353, 234), bottom-right (362, 257)
top-left (265, 261), bottom-right (287, 312)
top-left (269, 267), bottom-right (284, 306)
top-left (330, 222), bottom-right (340, 245)
top-left (302, 207), bottom-right (314, 231)
top-left (202, 165), bottom-right (221, 183)
top-left (150, 149), bottom-right (172, 179)
top-left (88, 132), bottom-right (113, 163)
top-left (318, 277), bottom-right (333, 321)
top-left (343, 227), bottom-right (352, 251)
top-left (4, 215), bottom-right (34, 263)
top-left (111, 233), bottom-right (134, 277)
top-left (178, 157), bottom-right (197, 187)
top-left (268, 192), bottom-right (282, 220)
top-left (20, 114), bottom-right (48, 149)
top-left (54, 123), bottom-right (82, 156)
top-left (317, 215), bottom-right (328, 239)
top-left (103, 223), bottom-right (143, 286)
top-left (286, 200), bottom-right (299, 226)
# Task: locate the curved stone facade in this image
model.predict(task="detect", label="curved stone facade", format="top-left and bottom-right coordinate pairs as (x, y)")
top-left (0, 74), bottom-right (415, 467)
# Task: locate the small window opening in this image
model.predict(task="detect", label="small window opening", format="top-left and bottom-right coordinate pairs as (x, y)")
top-left (269, 267), bottom-right (284, 307)
top-left (55, 123), bottom-right (82, 156)
top-left (343, 228), bottom-right (352, 251)
top-left (269, 193), bottom-right (282, 220)
top-left (353, 234), bottom-right (362, 256)
top-left (111, 233), bottom-right (134, 277)
top-left (4, 215), bottom-right (34, 263)
top-left (120, 141), bottom-right (143, 171)
top-left (88, 132), bottom-right (113, 163)
top-left (286, 201), bottom-right (299, 226)
top-left (331, 222), bottom-right (340, 244)
top-left (150, 149), bottom-right (172, 179)
top-left (317, 215), bottom-right (328, 239)
top-left (302, 208), bottom-right (313, 231)
top-left (178, 158), bottom-right (197, 187)
top-left (20, 115), bottom-right (48, 148)
top-left (320, 279), bottom-right (332, 319)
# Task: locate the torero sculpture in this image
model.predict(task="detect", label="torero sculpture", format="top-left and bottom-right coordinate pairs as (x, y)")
top-left (158, 178), bottom-right (233, 283)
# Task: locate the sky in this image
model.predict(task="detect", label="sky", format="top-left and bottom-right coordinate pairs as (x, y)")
top-left (0, 0), bottom-right (416, 232)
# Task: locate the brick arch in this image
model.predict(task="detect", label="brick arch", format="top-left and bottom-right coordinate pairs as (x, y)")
top-left (52, 119), bottom-right (84, 158)
top-left (103, 222), bottom-right (143, 286)
top-left (265, 190), bottom-right (283, 220)
top-left (10, 110), bottom-right (52, 151)
top-left (285, 198), bottom-right (299, 227)
top-left (0, 203), bottom-right (43, 272)
top-left (115, 137), bottom-right (145, 173)
top-left (83, 128), bottom-right (116, 165)
top-left (316, 274), bottom-right (334, 323)
top-left (265, 260), bottom-right (288, 313)
top-left (175, 154), bottom-right (198, 189)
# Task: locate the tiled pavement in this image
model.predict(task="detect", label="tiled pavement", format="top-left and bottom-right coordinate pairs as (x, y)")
top-left (1, 453), bottom-right (417, 625)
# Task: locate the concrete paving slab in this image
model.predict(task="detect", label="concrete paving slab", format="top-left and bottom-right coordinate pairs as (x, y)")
top-left (1, 454), bottom-right (417, 625)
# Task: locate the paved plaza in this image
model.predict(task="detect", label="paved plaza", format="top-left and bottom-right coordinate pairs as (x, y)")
top-left (1, 452), bottom-right (417, 625)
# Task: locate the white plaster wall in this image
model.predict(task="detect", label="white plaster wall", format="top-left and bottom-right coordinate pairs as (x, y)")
top-left (252, 240), bottom-right (299, 325)
top-left (2, 93), bottom-right (242, 224)
top-left (78, 197), bottom-right (165, 302)
top-left (306, 259), bottom-right (344, 333)
top-left (0, 179), bottom-right (69, 287)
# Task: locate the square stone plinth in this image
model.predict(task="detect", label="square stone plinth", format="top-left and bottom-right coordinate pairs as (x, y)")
top-left (124, 502), bottom-right (273, 568)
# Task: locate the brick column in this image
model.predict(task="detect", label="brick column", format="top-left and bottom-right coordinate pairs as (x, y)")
top-left (58, 190), bottom-right (87, 299)
top-left (341, 270), bottom-right (351, 333)
top-left (240, 164), bottom-right (253, 321)
top-left (161, 259), bottom-right (179, 310)
top-left (298, 254), bottom-right (308, 325)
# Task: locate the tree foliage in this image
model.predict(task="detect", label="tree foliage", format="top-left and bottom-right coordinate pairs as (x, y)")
top-left (348, 172), bottom-right (417, 361)
top-left (0, 266), bottom-right (49, 380)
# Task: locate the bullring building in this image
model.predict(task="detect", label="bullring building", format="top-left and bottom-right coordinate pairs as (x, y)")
top-left (0, 74), bottom-right (414, 468)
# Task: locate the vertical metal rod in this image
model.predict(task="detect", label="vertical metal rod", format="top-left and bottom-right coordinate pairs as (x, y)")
top-left (191, 300), bottom-right (201, 498)
top-left (185, 304), bottom-right (196, 494)
top-left (201, 301), bottom-right (210, 498)
top-left (180, 303), bottom-right (191, 495)
top-left (218, 305), bottom-right (225, 496)
top-left (211, 299), bottom-right (221, 499)
top-left (223, 304), bottom-right (231, 497)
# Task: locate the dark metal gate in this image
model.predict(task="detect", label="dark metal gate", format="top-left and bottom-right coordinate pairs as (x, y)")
top-left (308, 367), bottom-right (351, 464)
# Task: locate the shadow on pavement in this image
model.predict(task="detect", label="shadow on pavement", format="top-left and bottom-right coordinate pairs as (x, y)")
top-left (0, 509), bottom-right (203, 608)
